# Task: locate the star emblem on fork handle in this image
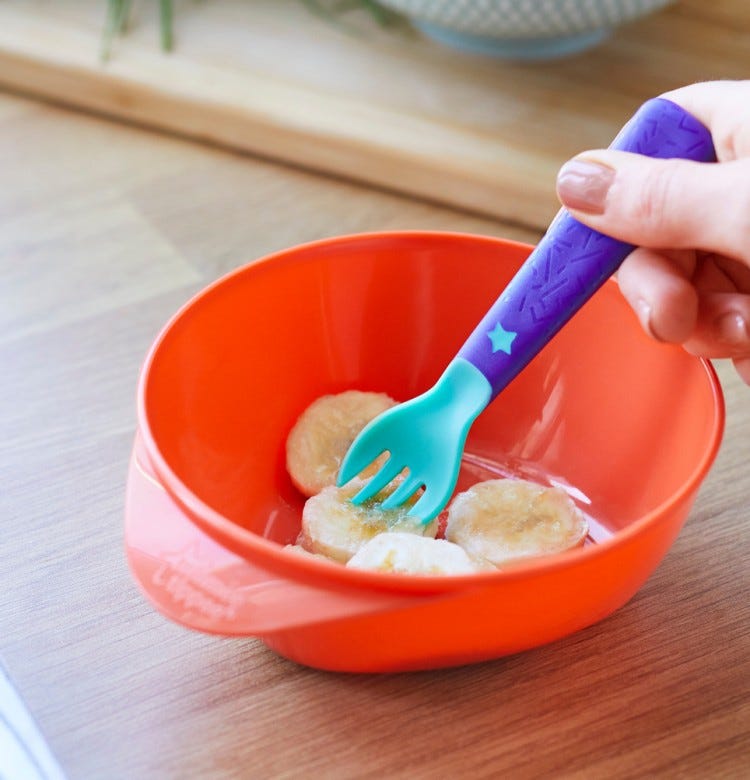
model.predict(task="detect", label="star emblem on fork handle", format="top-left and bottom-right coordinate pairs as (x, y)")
top-left (487, 322), bottom-right (517, 355)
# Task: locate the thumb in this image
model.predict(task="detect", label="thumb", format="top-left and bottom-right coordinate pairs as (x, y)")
top-left (556, 151), bottom-right (750, 265)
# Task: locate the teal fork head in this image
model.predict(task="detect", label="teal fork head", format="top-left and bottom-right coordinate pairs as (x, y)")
top-left (336, 359), bottom-right (492, 523)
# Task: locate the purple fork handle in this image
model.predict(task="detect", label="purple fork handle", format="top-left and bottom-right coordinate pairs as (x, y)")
top-left (457, 97), bottom-right (717, 400)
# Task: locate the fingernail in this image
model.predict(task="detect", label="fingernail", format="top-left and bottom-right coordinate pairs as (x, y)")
top-left (556, 157), bottom-right (615, 214)
top-left (717, 312), bottom-right (749, 344)
top-left (635, 298), bottom-right (660, 340)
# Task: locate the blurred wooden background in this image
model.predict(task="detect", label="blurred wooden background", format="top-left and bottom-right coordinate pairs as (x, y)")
top-left (0, 0), bottom-right (748, 228)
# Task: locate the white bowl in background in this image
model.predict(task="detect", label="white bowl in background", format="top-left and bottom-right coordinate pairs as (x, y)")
top-left (375, 0), bottom-right (675, 60)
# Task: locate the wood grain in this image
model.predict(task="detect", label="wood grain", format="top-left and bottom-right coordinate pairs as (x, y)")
top-left (0, 90), bottom-right (748, 779)
top-left (0, 0), bottom-right (748, 231)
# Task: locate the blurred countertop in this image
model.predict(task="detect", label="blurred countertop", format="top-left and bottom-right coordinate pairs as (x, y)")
top-left (1, 0), bottom-right (749, 230)
top-left (1, 7), bottom-right (749, 777)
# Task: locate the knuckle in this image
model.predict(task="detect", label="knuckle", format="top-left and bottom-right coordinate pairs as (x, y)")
top-left (718, 160), bottom-right (750, 262)
top-left (630, 160), bottom-right (680, 239)
top-left (734, 187), bottom-right (750, 262)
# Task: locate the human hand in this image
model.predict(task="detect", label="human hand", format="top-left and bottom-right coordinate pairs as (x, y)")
top-left (555, 80), bottom-right (750, 385)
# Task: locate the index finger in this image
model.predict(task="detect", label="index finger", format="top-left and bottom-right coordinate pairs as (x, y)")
top-left (661, 80), bottom-right (750, 161)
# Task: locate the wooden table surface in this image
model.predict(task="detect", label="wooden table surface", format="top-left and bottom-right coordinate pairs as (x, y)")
top-left (1, 76), bottom-right (749, 778)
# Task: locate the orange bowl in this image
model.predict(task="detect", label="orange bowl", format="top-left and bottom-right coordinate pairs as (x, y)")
top-left (125, 231), bottom-right (724, 672)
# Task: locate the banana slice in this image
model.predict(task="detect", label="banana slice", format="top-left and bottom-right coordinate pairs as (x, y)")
top-left (347, 532), bottom-right (495, 575)
top-left (445, 478), bottom-right (588, 567)
top-left (283, 544), bottom-right (330, 561)
top-left (286, 390), bottom-right (396, 497)
top-left (300, 479), bottom-right (437, 563)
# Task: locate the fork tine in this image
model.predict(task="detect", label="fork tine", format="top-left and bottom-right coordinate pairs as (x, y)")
top-left (379, 473), bottom-right (424, 511)
top-left (406, 485), bottom-right (452, 524)
top-left (351, 457), bottom-right (403, 505)
top-left (337, 436), bottom-right (386, 487)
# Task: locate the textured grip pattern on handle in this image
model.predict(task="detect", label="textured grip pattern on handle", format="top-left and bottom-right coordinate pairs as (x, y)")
top-left (458, 97), bottom-right (717, 399)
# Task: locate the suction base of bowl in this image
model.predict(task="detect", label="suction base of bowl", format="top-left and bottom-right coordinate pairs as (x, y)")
top-left (414, 22), bottom-right (610, 61)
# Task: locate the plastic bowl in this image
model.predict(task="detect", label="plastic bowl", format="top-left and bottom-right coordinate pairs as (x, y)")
top-left (125, 231), bottom-right (723, 673)
top-left (376, 0), bottom-right (675, 60)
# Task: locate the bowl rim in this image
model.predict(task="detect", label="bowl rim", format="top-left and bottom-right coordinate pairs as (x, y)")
top-left (135, 230), bottom-right (725, 595)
